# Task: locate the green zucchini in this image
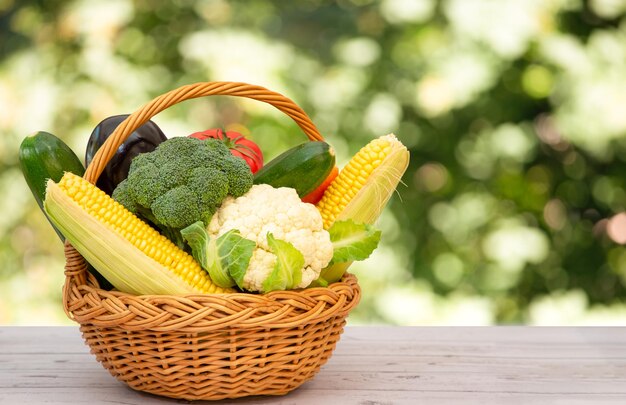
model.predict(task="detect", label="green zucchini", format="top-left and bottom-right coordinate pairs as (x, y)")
top-left (253, 141), bottom-right (335, 197)
top-left (19, 131), bottom-right (114, 290)
top-left (19, 131), bottom-right (86, 241)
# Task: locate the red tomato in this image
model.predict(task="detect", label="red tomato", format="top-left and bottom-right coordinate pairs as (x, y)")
top-left (188, 128), bottom-right (264, 173)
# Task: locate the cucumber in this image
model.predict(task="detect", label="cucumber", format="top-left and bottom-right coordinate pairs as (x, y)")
top-left (19, 131), bottom-right (114, 290)
top-left (253, 141), bottom-right (335, 197)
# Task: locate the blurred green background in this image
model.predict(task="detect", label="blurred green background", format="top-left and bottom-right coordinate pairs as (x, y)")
top-left (2, 0), bottom-right (626, 325)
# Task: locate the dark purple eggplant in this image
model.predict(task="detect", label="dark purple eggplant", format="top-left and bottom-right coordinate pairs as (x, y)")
top-left (85, 114), bottom-right (167, 195)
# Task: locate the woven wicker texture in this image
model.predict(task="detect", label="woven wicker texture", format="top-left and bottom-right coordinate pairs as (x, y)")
top-left (62, 82), bottom-right (361, 400)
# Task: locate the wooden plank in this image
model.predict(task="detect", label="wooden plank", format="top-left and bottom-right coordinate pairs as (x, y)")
top-left (4, 352), bottom-right (623, 374)
top-left (1, 326), bottom-right (626, 404)
top-left (5, 326), bottom-right (626, 360)
top-left (2, 387), bottom-right (626, 405)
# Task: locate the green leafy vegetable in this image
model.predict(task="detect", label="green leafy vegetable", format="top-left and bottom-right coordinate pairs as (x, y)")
top-left (328, 219), bottom-right (381, 264)
top-left (316, 220), bottom-right (382, 284)
top-left (262, 233), bottom-right (304, 292)
top-left (221, 231), bottom-right (257, 290)
top-left (181, 221), bottom-right (255, 289)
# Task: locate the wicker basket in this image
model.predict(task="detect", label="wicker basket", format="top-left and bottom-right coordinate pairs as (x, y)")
top-left (62, 82), bottom-right (361, 401)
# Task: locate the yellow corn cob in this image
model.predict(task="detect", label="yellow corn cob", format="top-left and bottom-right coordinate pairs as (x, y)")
top-left (44, 172), bottom-right (233, 295)
top-left (315, 134), bottom-right (409, 284)
top-left (316, 134), bottom-right (409, 229)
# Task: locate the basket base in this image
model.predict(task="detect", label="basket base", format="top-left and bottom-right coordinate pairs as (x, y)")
top-left (80, 317), bottom-right (347, 401)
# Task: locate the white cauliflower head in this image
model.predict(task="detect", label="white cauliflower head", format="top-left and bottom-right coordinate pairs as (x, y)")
top-left (207, 184), bottom-right (333, 292)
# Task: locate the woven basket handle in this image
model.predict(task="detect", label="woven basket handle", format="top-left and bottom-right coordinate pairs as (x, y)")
top-left (84, 81), bottom-right (323, 184)
top-left (63, 82), bottom-right (322, 315)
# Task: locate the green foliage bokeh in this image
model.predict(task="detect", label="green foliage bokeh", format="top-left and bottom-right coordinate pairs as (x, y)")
top-left (2, 0), bottom-right (626, 325)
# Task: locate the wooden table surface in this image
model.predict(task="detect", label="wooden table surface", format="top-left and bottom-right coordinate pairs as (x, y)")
top-left (1, 326), bottom-right (625, 404)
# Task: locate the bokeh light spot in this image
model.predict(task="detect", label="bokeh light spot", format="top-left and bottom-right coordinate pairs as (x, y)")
top-left (482, 221), bottom-right (550, 272)
top-left (364, 93), bottom-right (402, 135)
top-left (380, 0), bottom-right (435, 24)
top-left (607, 213), bottom-right (626, 244)
top-left (522, 65), bottom-right (554, 98)
top-left (415, 162), bottom-right (449, 193)
top-left (334, 37), bottom-right (381, 67)
top-left (415, 75), bottom-right (454, 117)
top-left (433, 253), bottom-right (464, 287)
top-left (544, 199), bottom-right (567, 231)
top-left (590, 0), bottom-right (626, 18)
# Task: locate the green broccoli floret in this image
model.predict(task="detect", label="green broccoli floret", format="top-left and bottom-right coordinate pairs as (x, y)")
top-left (187, 167), bottom-right (229, 207)
top-left (112, 136), bottom-right (253, 248)
top-left (152, 186), bottom-right (202, 229)
top-left (126, 163), bottom-right (166, 207)
top-left (111, 179), bottom-right (137, 213)
top-left (222, 156), bottom-right (254, 197)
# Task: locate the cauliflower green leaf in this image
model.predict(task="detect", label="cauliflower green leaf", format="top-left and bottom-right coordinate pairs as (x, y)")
top-left (262, 233), bottom-right (304, 292)
top-left (181, 221), bottom-right (255, 289)
top-left (328, 219), bottom-right (381, 264)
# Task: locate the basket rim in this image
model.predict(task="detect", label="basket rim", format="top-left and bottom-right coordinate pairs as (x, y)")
top-left (64, 242), bottom-right (360, 332)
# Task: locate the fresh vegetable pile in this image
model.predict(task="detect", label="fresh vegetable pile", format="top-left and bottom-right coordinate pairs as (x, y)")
top-left (20, 115), bottom-right (409, 296)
